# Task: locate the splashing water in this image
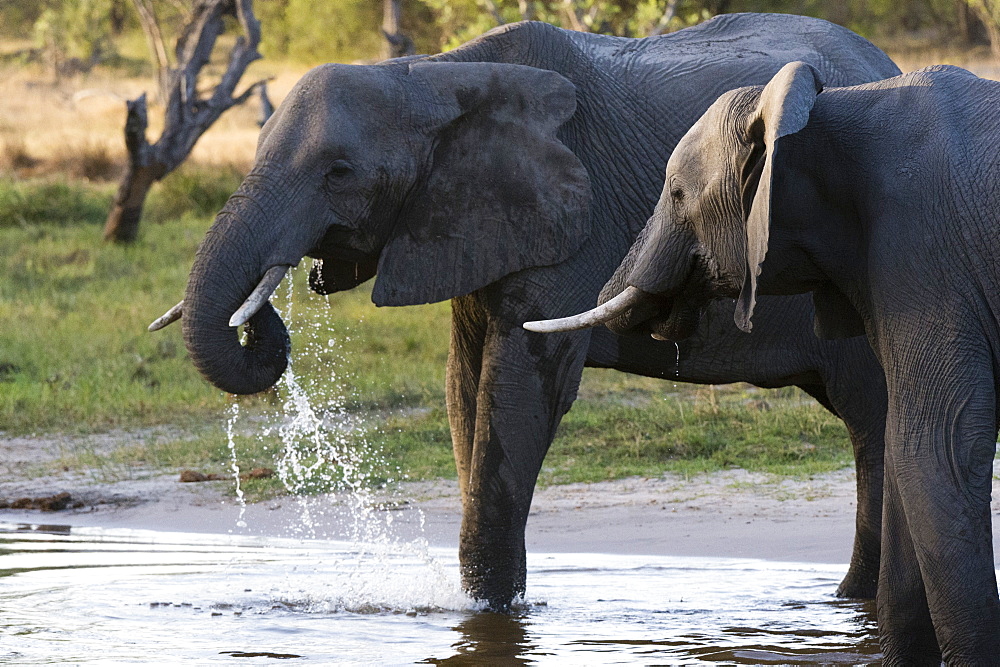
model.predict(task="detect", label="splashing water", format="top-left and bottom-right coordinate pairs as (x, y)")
top-left (225, 402), bottom-right (247, 529)
top-left (224, 266), bottom-right (462, 609)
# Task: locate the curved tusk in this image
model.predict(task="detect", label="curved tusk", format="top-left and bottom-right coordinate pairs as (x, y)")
top-left (523, 286), bottom-right (647, 333)
top-left (229, 265), bottom-right (291, 328)
top-left (148, 300), bottom-right (184, 332)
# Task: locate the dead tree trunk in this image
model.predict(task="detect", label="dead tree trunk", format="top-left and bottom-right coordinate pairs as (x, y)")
top-left (967, 1), bottom-right (1000, 58)
top-left (103, 0), bottom-right (267, 243)
top-left (381, 0), bottom-right (415, 60)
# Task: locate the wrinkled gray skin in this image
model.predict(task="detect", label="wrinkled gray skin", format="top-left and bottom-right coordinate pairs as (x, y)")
top-left (599, 62), bottom-right (1000, 663)
top-left (179, 14), bottom-right (898, 610)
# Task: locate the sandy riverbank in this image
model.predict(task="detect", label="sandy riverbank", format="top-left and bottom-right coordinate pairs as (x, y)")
top-left (2, 430), bottom-right (999, 565)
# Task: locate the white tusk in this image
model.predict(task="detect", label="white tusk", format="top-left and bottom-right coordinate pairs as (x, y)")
top-left (148, 300), bottom-right (184, 332)
top-left (229, 265), bottom-right (291, 327)
top-left (523, 286), bottom-right (647, 333)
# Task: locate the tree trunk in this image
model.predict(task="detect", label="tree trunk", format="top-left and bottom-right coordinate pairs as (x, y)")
top-left (967, 1), bottom-right (1000, 58)
top-left (381, 0), bottom-right (415, 60)
top-left (103, 0), bottom-right (267, 244)
top-left (103, 164), bottom-right (164, 243)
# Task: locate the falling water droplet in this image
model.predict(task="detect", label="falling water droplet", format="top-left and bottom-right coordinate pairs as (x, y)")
top-left (226, 401), bottom-right (247, 528)
top-left (674, 341), bottom-right (680, 379)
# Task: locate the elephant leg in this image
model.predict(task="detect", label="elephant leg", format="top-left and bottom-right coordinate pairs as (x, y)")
top-left (447, 295), bottom-right (487, 500)
top-left (878, 441), bottom-right (939, 663)
top-left (877, 343), bottom-right (1000, 663)
top-left (448, 294), bottom-right (589, 608)
top-left (807, 354), bottom-right (887, 599)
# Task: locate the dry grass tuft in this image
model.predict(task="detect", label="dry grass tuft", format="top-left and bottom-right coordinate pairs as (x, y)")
top-left (54, 140), bottom-right (122, 181)
top-left (1, 137), bottom-right (40, 171)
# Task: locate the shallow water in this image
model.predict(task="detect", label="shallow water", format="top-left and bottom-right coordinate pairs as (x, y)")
top-left (0, 522), bottom-right (881, 665)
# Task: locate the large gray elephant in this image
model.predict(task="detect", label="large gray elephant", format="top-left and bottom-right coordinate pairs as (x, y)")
top-left (533, 62), bottom-right (1000, 663)
top-left (152, 15), bottom-right (899, 609)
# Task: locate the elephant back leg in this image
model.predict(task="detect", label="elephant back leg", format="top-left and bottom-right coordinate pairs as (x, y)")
top-left (808, 339), bottom-right (887, 600)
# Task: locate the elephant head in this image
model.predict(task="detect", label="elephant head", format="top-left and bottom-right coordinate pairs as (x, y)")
top-left (525, 61), bottom-right (825, 339)
top-left (153, 61), bottom-right (591, 395)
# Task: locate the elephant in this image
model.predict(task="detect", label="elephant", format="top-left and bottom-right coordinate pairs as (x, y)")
top-left (530, 62), bottom-right (1000, 662)
top-left (150, 15), bottom-right (900, 609)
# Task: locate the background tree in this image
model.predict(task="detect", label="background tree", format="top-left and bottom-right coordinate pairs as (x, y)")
top-left (32, 0), bottom-right (116, 76)
top-left (102, 0), bottom-right (269, 243)
top-left (382, 0), bottom-right (416, 59)
top-left (965, 0), bottom-right (1000, 56)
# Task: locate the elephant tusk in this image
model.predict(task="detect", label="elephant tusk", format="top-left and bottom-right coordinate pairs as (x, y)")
top-left (229, 265), bottom-right (292, 327)
top-left (523, 286), bottom-right (647, 333)
top-left (148, 300), bottom-right (184, 332)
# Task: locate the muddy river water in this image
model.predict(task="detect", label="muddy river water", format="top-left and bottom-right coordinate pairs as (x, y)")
top-left (0, 521), bottom-right (882, 665)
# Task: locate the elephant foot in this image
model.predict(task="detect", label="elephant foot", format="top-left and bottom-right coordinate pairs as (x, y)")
top-left (459, 532), bottom-right (527, 612)
top-left (879, 643), bottom-right (942, 666)
top-left (834, 565), bottom-right (878, 599)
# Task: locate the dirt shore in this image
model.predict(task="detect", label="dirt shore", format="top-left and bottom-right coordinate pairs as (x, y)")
top-left (3, 430), bottom-right (1000, 565)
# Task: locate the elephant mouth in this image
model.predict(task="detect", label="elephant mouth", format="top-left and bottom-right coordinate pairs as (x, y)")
top-left (608, 256), bottom-right (719, 342)
top-left (643, 297), bottom-right (704, 342)
top-left (305, 226), bottom-right (381, 295)
top-left (631, 252), bottom-right (742, 341)
top-left (604, 292), bottom-right (703, 342)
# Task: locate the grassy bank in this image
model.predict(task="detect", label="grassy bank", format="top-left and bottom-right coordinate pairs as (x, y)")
top-left (1, 176), bottom-right (855, 495)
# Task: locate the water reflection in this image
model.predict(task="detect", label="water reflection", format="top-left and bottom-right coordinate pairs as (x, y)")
top-left (424, 613), bottom-right (536, 665)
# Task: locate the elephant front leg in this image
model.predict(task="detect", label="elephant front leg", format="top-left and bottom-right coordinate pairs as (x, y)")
top-left (447, 296), bottom-right (588, 608)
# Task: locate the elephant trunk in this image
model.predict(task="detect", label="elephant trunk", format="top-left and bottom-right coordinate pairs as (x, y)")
top-left (626, 216), bottom-right (697, 299)
top-left (182, 172), bottom-right (316, 395)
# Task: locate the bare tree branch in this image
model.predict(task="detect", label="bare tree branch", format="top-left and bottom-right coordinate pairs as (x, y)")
top-left (104, 0), bottom-right (267, 243)
top-left (131, 0), bottom-right (171, 99)
top-left (518, 0), bottom-right (535, 21)
top-left (381, 0), bottom-right (415, 59)
top-left (480, 0), bottom-right (505, 25)
top-left (966, 0), bottom-right (1000, 59)
top-left (562, 0), bottom-right (586, 32)
top-left (649, 0), bottom-right (680, 36)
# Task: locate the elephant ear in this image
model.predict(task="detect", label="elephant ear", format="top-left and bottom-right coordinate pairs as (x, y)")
top-left (371, 62), bottom-right (591, 307)
top-left (734, 61), bottom-right (823, 333)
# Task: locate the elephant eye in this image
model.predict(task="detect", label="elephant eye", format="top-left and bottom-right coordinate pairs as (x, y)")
top-left (328, 160), bottom-right (354, 178)
top-left (670, 186), bottom-right (685, 202)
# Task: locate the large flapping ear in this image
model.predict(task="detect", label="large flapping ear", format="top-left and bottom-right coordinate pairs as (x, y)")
top-left (371, 62), bottom-right (591, 307)
top-left (733, 61), bottom-right (823, 333)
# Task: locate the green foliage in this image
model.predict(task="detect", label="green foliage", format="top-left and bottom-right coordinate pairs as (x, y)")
top-left (8, 0), bottom-right (987, 74)
top-left (0, 177), bottom-right (854, 487)
top-left (0, 167), bottom-right (243, 230)
top-left (260, 0), bottom-right (384, 63)
top-left (33, 0), bottom-right (116, 71)
top-left (414, 0), bottom-right (715, 47)
top-left (0, 180), bottom-right (113, 228)
top-left (145, 165), bottom-right (245, 223)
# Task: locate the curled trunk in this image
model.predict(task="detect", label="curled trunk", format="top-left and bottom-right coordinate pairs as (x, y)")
top-left (182, 204), bottom-right (291, 395)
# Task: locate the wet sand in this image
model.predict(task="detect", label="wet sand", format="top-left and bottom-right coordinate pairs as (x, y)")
top-left (0, 454), bottom-right (859, 564)
top-left (2, 432), bottom-right (998, 565)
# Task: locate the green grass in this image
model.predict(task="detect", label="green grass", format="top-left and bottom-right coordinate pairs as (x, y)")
top-left (1, 175), bottom-right (857, 493)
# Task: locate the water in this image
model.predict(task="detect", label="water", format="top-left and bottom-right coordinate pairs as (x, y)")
top-left (0, 522), bottom-right (881, 665)
top-left (0, 268), bottom-right (883, 663)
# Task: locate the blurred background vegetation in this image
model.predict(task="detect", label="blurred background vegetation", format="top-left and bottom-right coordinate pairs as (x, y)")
top-left (4, 0), bottom-right (999, 70)
top-left (0, 0), bottom-right (997, 487)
